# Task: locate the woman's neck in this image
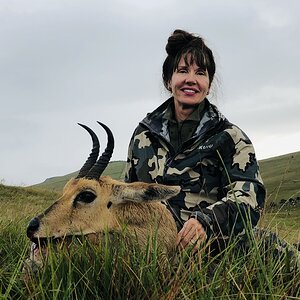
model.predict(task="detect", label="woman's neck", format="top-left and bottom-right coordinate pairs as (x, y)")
top-left (174, 102), bottom-right (197, 122)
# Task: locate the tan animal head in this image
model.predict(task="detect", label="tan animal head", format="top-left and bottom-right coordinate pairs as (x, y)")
top-left (26, 122), bottom-right (180, 255)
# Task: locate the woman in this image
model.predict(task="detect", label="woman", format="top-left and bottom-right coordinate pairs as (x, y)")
top-left (125, 29), bottom-right (265, 252)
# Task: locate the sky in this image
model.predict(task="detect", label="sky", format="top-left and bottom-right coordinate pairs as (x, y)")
top-left (0, 0), bottom-right (299, 186)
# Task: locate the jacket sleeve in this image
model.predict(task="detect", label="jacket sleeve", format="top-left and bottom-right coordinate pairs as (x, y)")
top-left (191, 125), bottom-right (266, 238)
top-left (124, 130), bottom-right (138, 183)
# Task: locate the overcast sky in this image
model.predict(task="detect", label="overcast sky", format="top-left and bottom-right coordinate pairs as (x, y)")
top-left (0, 0), bottom-right (299, 186)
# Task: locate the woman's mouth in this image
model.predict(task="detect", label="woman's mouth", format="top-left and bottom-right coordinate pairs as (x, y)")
top-left (181, 88), bottom-right (198, 95)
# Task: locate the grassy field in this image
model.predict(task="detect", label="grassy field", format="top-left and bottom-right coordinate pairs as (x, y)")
top-left (1, 217), bottom-right (298, 299)
top-left (31, 161), bottom-right (126, 192)
top-left (261, 208), bottom-right (300, 244)
top-left (0, 194), bottom-right (300, 298)
top-left (259, 151), bottom-right (300, 203)
top-left (0, 152), bottom-right (299, 299)
top-left (0, 182), bottom-right (299, 299)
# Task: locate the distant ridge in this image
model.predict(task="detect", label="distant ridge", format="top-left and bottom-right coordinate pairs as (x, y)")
top-left (259, 151), bottom-right (300, 202)
top-left (31, 161), bottom-right (126, 191)
top-left (31, 152), bottom-right (300, 202)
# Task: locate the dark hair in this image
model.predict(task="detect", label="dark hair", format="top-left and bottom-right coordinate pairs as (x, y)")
top-left (162, 29), bottom-right (216, 91)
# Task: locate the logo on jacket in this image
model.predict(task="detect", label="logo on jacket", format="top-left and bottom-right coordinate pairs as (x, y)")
top-left (198, 144), bottom-right (213, 150)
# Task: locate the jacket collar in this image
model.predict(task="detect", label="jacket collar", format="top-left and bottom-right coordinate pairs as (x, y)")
top-left (140, 97), bottom-right (227, 143)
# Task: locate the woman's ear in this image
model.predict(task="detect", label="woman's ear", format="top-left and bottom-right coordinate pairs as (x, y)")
top-left (167, 81), bottom-right (172, 92)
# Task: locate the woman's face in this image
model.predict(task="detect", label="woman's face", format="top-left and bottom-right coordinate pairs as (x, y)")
top-left (169, 54), bottom-right (210, 108)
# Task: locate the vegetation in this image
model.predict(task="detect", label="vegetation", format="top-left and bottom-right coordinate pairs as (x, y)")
top-left (260, 151), bottom-right (300, 204)
top-left (0, 151), bottom-right (299, 299)
top-left (0, 213), bottom-right (299, 299)
top-left (258, 151), bottom-right (300, 244)
top-left (31, 161), bottom-right (126, 191)
top-left (0, 184), bottom-right (59, 223)
top-left (261, 208), bottom-right (300, 244)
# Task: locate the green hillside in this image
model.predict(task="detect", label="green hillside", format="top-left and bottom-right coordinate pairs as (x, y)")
top-left (0, 184), bottom-right (59, 222)
top-left (31, 151), bottom-right (300, 204)
top-left (32, 160), bottom-right (126, 191)
top-left (259, 151), bottom-right (300, 204)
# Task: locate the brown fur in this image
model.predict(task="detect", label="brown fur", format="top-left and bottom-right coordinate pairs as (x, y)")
top-left (28, 176), bottom-right (180, 254)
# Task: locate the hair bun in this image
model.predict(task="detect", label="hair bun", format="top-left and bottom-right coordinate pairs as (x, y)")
top-left (166, 29), bottom-right (197, 57)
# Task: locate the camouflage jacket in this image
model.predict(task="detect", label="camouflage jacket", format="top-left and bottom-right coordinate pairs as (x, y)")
top-left (125, 98), bottom-right (266, 239)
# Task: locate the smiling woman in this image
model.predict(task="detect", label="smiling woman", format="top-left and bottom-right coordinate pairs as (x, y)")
top-left (169, 54), bottom-right (210, 121)
top-left (125, 29), bottom-right (266, 254)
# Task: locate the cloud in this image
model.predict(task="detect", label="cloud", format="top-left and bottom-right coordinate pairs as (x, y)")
top-left (0, 0), bottom-right (299, 185)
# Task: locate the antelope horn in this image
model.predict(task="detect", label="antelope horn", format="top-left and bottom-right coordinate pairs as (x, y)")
top-left (85, 122), bottom-right (114, 180)
top-left (76, 123), bottom-right (100, 179)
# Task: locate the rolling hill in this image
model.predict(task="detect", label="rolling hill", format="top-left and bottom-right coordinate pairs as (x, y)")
top-left (30, 152), bottom-right (300, 204)
top-left (259, 151), bottom-right (300, 204)
top-left (31, 160), bottom-right (126, 191)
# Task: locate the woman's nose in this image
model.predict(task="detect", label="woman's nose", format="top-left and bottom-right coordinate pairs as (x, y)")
top-left (185, 72), bottom-right (196, 84)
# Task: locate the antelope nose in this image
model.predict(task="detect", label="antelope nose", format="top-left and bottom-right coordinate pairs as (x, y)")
top-left (27, 217), bottom-right (40, 239)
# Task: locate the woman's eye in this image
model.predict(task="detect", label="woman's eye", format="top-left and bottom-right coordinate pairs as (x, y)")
top-left (75, 191), bottom-right (96, 204)
top-left (177, 68), bottom-right (187, 73)
top-left (196, 69), bottom-right (206, 76)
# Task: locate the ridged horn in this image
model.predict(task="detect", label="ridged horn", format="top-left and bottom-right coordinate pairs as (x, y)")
top-left (76, 123), bottom-right (100, 179)
top-left (85, 122), bottom-right (114, 180)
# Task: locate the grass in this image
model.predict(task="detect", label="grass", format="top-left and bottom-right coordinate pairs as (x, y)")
top-left (1, 151), bottom-right (300, 298)
top-left (31, 161), bottom-right (126, 192)
top-left (0, 183), bottom-right (299, 299)
top-left (1, 218), bottom-right (299, 299)
top-left (0, 184), bottom-right (59, 223)
top-left (261, 207), bottom-right (300, 244)
top-left (259, 151), bottom-right (300, 203)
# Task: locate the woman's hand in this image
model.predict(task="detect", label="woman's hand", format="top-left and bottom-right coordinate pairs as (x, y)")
top-left (176, 218), bottom-right (207, 251)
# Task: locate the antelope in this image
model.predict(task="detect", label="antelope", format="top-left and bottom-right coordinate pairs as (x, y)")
top-left (25, 122), bottom-right (180, 269)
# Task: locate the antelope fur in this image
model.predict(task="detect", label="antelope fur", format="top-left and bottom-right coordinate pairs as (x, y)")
top-left (31, 176), bottom-right (179, 253)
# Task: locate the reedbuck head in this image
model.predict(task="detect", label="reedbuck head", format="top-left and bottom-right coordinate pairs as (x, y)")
top-left (26, 122), bottom-right (180, 252)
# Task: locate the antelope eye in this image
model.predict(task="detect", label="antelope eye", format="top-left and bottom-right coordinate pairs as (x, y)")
top-left (75, 191), bottom-right (96, 204)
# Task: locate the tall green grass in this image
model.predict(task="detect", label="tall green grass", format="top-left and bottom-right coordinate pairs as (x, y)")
top-left (1, 219), bottom-right (299, 299)
top-left (1, 151), bottom-right (300, 300)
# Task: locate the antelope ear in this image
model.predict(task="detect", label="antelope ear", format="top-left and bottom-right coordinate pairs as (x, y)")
top-left (112, 183), bottom-right (180, 204)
